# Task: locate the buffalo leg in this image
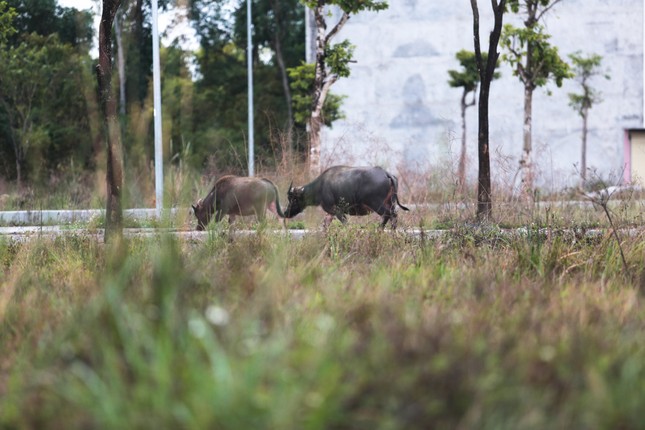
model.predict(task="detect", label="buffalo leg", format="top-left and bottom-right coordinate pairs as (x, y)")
top-left (323, 213), bottom-right (335, 229)
top-left (215, 209), bottom-right (224, 223)
top-left (255, 204), bottom-right (266, 222)
top-left (390, 212), bottom-right (398, 229)
top-left (380, 214), bottom-right (391, 228)
top-left (377, 201), bottom-right (396, 229)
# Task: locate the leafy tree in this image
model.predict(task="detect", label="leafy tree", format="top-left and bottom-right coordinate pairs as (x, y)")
top-left (189, 11), bottom-right (253, 171)
top-left (0, 33), bottom-right (92, 186)
top-left (501, 0), bottom-right (572, 193)
top-left (0, 0), bottom-right (16, 44)
top-left (112, 0), bottom-right (171, 173)
top-left (97, 0), bottom-right (123, 242)
top-left (5, 0), bottom-right (93, 49)
top-left (568, 52), bottom-right (609, 185)
top-left (288, 63), bottom-right (344, 129)
top-left (448, 49), bottom-right (499, 192)
top-left (162, 42), bottom-right (195, 166)
top-left (302, 0), bottom-right (388, 175)
top-left (187, 0), bottom-right (307, 173)
top-left (117, 0), bottom-right (169, 110)
top-left (470, 0), bottom-right (507, 220)
top-left (0, 0), bottom-right (95, 183)
top-left (233, 0), bottom-right (305, 134)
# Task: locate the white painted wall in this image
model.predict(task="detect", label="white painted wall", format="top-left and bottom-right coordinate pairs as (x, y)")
top-left (321, 0), bottom-right (644, 190)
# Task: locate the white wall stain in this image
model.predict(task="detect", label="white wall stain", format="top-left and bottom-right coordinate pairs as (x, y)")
top-left (322, 0), bottom-right (644, 189)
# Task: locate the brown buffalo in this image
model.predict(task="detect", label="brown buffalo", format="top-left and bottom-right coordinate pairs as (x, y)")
top-left (192, 175), bottom-right (285, 230)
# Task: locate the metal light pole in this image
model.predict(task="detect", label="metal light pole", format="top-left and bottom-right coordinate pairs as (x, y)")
top-left (152, 0), bottom-right (163, 216)
top-left (247, 0), bottom-right (255, 176)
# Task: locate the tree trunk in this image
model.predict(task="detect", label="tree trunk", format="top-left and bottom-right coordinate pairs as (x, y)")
top-left (471, 0), bottom-right (505, 221)
top-left (14, 147), bottom-right (22, 189)
top-left (309, 4), bottom-right (327, 177)
top-left (269, 0), bottom-right (294, 134)
top-left (4, 106), bottom-right (22, 189)
top-left (115, 14), bottom-right (126, 116)
top-left (458, 89), bottom-right (468, 192)
top-left (477, 80), bottom-right (492, 220)
top-left (581, 106), bottom-right (588, 185)
top-left (97, 0), bottom-right (123, 243)
top-left (520, 84), bottom-right (534, 194)
top-left (307, 5), bottom-right (348, 177)
top-left (308, 115), bottom-right (322, 176)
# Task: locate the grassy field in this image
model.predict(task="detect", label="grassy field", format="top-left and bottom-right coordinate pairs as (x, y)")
top-left (1, 213), bottom-right (645, 429)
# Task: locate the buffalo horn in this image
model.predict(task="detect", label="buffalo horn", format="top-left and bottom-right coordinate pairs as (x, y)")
top-left (288, 181), bottom-right (293, 193)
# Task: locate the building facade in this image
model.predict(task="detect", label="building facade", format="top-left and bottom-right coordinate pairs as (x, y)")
top-left (320, 0), bottom-right (645, 190)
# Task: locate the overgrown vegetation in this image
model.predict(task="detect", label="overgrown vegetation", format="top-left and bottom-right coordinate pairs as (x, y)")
top-left (0, 0), bottom-right (311, 189)
top-left (1, 223), bottom-right (645, 428)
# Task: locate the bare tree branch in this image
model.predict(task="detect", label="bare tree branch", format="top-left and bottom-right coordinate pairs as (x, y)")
top-left (325, 12), bottom-right (349, 46)
top-left (536, 0), bottom-right (564, 22)
top-left (470, 0), bottom-right (483, 80)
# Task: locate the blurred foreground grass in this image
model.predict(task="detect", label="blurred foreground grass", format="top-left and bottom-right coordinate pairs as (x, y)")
top-left (1, 225), bottom-right (645, 429)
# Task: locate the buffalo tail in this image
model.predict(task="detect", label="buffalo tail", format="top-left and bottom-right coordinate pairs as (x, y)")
top-left (387, 173), bottom-right (410, 211)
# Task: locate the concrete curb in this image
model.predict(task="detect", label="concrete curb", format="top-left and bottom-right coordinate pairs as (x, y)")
top-left (0, 208), bottom-right (181, 225)
top-left (1, 227), bottom-right (643, 243)
top-left (2, 199), bottom-right (644, 226)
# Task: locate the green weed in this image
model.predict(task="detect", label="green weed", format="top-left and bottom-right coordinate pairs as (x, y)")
top-left (1, 228), bottom-right (644, 429)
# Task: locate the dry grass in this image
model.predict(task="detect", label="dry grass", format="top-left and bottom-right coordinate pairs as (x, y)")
top-left (1, 221), bottom-right (645, 428)
top-left (2, 152), bottom-right (645, 428)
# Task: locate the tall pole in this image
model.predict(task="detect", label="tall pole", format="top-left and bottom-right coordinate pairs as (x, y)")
top-left (247, 0), bottom-right (255, 176)
top-left (152, 0), bottom-right (163, 216)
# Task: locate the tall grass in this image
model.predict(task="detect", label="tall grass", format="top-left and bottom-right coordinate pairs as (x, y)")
top-left (1, 225), bottom-right (645, 429)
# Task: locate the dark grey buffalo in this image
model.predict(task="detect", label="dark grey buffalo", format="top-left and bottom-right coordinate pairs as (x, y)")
top-left (192, 175), bottom-right (285, 230)
top-left (284, 166), bottom-right (409, 228)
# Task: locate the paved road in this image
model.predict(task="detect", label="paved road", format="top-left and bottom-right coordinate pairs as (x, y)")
top-left (2, 197), bottom-right (644, 225)
top-left (1, 225), bottom-right (643, 243)
top-left (0, 226), bottom-right (434, 242)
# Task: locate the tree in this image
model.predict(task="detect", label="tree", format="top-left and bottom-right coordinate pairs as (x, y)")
top-left (162, 42), bottom-right (195, 166)
top-left (0, 33), bottom-right (90, 186)
top-left (288, 63), bottom-right (344, 129)
top-left (501, 0), bottom-right (572, 193)
top-left (233, 0), bottom-right (305, 136)
top-left (116, 0), bottom-right (170, 111)
top-left (96, 0), bottom-right (123, 242)
top-left (187, 0), bottom-right (307, 172)
top-left (302, 0), bottom-right (388, 175)
top-left (0, 1), bottom-right (16, 44)
top-left (568, 52), bottom-right (608, 186)
top-left (448, 49), bottom-right (499, 192)
top-left (4, 0), bottom-right (93, 49)
top-left (470, 0), bottom-right (507, 221)
top-left (0, 0), bottom-right (95, 184)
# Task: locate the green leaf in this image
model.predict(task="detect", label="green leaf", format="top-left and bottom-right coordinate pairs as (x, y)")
top-left (448, 49), bottom-right (500, 92)
top-left (287, 62), bottom-right (345, 127)
top-left (501, 23), bottom-right (573, 90)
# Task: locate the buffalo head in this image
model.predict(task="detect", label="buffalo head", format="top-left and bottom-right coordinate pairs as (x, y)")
top-left (284, 182), bottom-right (306, 218)
top-left (192, 199), bottom-right (213, 231)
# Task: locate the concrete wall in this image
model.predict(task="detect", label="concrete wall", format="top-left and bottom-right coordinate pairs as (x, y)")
top-left (321, 0), bottom-right (644, 190)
